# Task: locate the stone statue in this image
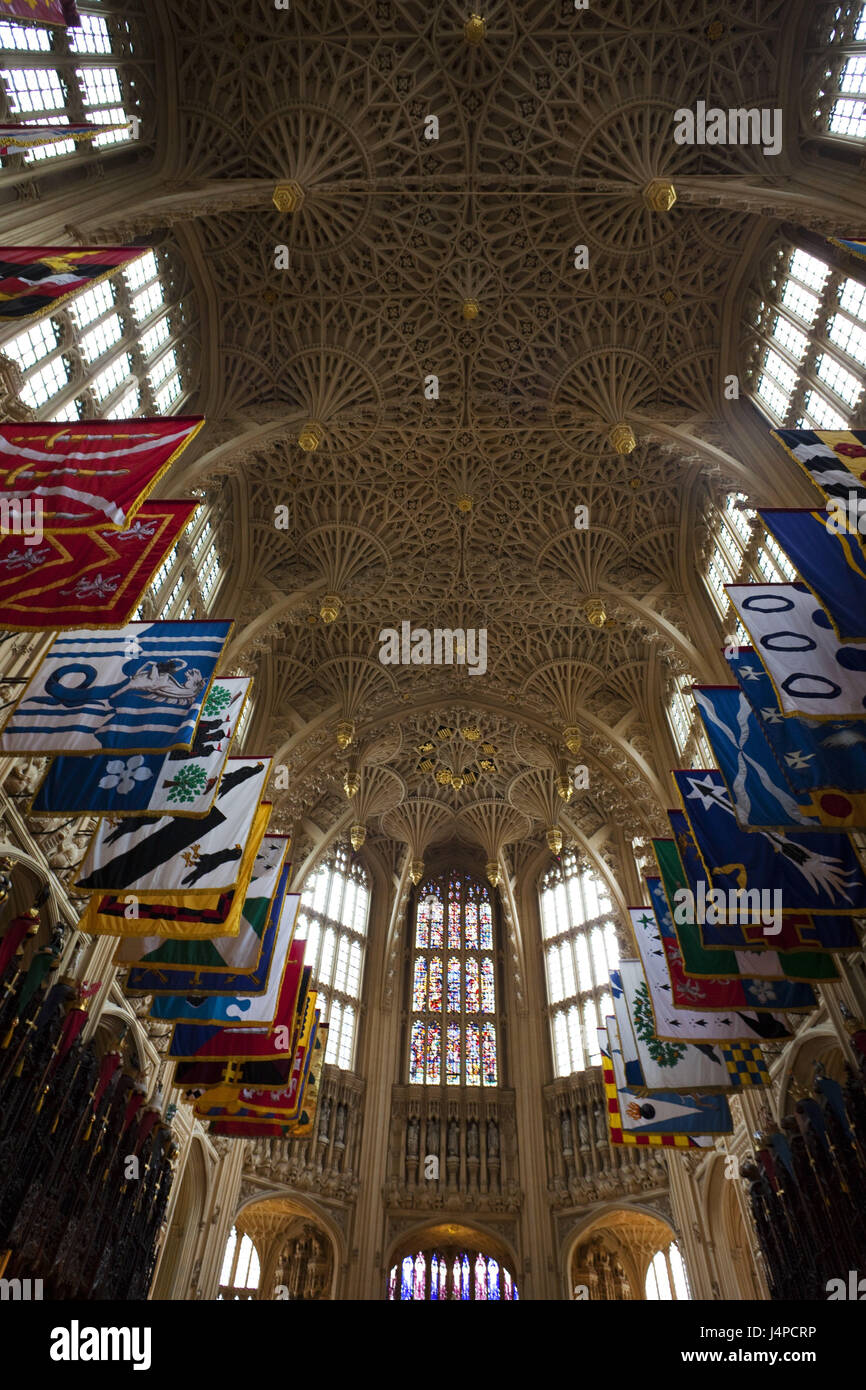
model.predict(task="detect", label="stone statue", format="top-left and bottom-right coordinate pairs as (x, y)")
top-left (406, 1115), bottom-right (419, 1156)
top-left (578, 1108), bottom-right (590, 1147)
top-left (593, 1102), bottom-right (606, 1143)
top-left (560, 1110), bottom-right (573, 1152)
top-left (318, 1095), bottom-right (331, 1139)
top-left (487, 1119), bottom-right (499, 1157)
top-left (334, 1102), bottom-right (346, 1145)
top-left (426, 1115), bottom-right (439, 1152)
top-left (467, 1120), bottom-right (479, 1157)
top-left (447, 1118), bottom-right (459, 1156)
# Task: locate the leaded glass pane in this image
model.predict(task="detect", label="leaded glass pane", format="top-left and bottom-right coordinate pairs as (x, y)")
top-left (465, 957), bottom-right (480, 1012)
top-left (412, 957), bottom-right (427, 1012)
top-left (447, 956), bottom-right (461, 1012)
top-left (465, 1023), bottom-right (480, 1085)
top-left (463, 900), bottom-right (477, 948)
top-left (479, 899), bottom-right (493, 949)
top-left (448, 899), bottom-right (461, 948)
top-left (428, 956), bottom-right (442, 1012)
top-left (426, 1024), bottom-right (440, 1084)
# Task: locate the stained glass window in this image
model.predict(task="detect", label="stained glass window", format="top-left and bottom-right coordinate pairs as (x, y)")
top-left (408, 872), bottom-right (499, 1086)
top-left (416, 898), bottom-right (430, 949)
top-left (409, 1021), bottom-right (425, 1085)
top-left (481, 957), bottom-right (495, 1012)
top-left (446, 1023), bottom-right (460, 1085)
top-left (475, 1254), bottom-right (487, 1301)
top-left (461, 1254), bottom-right (470, 1301)
top-left (465, 1023), bottom-right (481, 1086)
top-left (464, 901), bottom-right (478, 948)
top-left (429, 899), bottom-right (443, 948)
top-left (429, 957), bottom-right (442, 1013)
top-left (488, 1258), bottom-right (500, 1300)
top-left (541, 853), bottom-right (621, 1077)
top-left (426, 1023), bottom-right (441, 1085)
top-left (465, 957), bottom-right (480, 1012)
top-left (413, 1253), bottom-right (426, 1301)
top-left (431, 1253), bottom-right (439, 1301)
top-left (451, 1256), bottom-right (461, 1300)
top-left (447, 956), bottom-right (461, 1012)
top-left (482, 1023), bottom-right (498, 1085)
top-left (479, 900), bottom-right (493, 950)
top-left (401, 1257), bottom-right (413, 1300)
top-left (448, 900), bottom-right (461, 948)
top-left (412, 957), bottom-right (427, 1012)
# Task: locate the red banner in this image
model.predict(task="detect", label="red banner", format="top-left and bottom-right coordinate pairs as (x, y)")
top-left (0, 1), bottom-right (71, 25)
top-left (0, 499), bottom-right (197, 629)
top-left (0, 417), bottom-right (204, 531)
top-left (0, 247), bottom-right (149, 320)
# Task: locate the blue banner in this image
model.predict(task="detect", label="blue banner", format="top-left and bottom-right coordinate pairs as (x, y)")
top-left (759, 509), bottom-right (866, 641)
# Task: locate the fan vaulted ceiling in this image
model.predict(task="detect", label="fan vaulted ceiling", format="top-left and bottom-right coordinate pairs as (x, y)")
top-left (75, 0), bottom-right (834, 886)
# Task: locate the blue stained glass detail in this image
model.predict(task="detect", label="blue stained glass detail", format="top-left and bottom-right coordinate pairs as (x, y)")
top-left (413, 1252), bottom-right (426, 1301)
top-left (461, 1253), bottom-right (470, 1301)
top-left (488, 1257), bottom-right (500, 1300)
top-left (479, 899), bottom-right (493, 949)
top-left (431, 1253), bottom-right (439, 1300)
top-left (401, 1255), bottom-right (413, 1300)
top-left (409, 1020), bottom-right (425, 1084)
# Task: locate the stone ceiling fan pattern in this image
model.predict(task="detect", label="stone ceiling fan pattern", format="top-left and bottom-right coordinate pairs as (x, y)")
top-left (124, 0), bottom-right (814, 879)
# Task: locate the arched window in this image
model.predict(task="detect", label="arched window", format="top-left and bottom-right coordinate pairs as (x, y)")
top-left (387, 1249), bottom-right (518, 1301)
top-left (295, 847), bottom-right (370, 1071)
top-left (0, 246), bottom-right (194, 421)
top-left (805, 3), bottom-right (866, 142)
top-left (218, 1227), bottom-right (261, 1301)
top-left (408, 871), bottom-right (499, 1087)
top-left (540, 852), bottom-right (619, 1077)
top-left (745, 241), bottom-right (866, 429)
top-left (701, 490), bottom-right (797, 647)
top-left (645, 1242), bottom-right (691, 1301)
top-left (0, 7), bottom-right (139, 168)
top-left (665, 670), bottom-right (714, 767)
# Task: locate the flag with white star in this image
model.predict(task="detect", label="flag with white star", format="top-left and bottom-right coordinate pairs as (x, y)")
top-left (629, 905), bottom-right (792, 1041)
top-left (726, 646), bottom-right (866, 826)
top-left (674, 767), bottom-right (866, 916)
top-left (692, 685), bottom-right (828, 832)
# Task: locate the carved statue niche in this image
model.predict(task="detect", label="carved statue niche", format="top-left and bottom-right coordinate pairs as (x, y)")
top-left (467, 1119), bottom-right (479, 1158)
top-left (334, 1101), bottom-right (347, 1146)
top-left (578, 1107), bottom-right (590, 1147)
top-left (487, 1118), bottom-right (499, 1157)
top-left (406, 1115), bottom-right (420, 1157)
top-left (319, 1095), bottom-right (331, 1140)
top-left (560, 1109), bottom-right (574, 1154)
top-left (426, 1114), bottom-right (439, 1153)
top-left (447, 1118), bottom-right (459, 1156)
top-left (593, 1101), bottom-right (607, 1144)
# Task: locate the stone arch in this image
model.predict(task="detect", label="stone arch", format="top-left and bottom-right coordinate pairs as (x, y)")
top-left (232, 1192), bottom-right (344, 1300)
top-left (562, 1202), bottom-right (680, 1302)
top-left (776, 1026), bottom-right (847, 1118)
top-left (701, 1153), bottom-right (765, 1301)
top-left (385, 1218), bottom-right (521, 1301)
top-left (152, 1137), bottom-right (209, 1300)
